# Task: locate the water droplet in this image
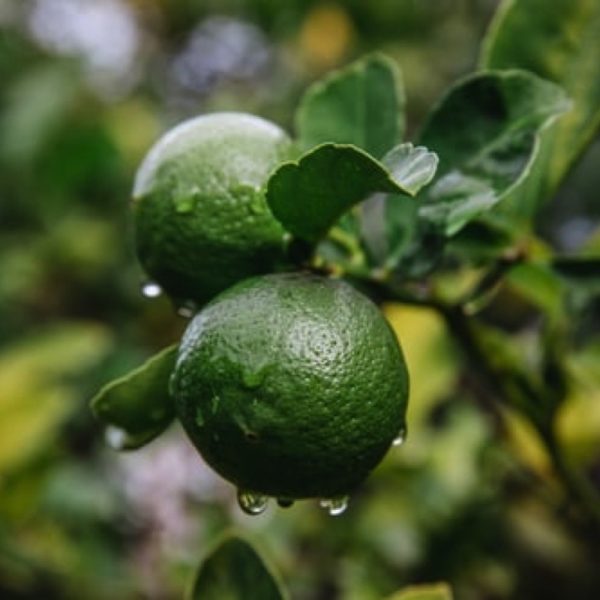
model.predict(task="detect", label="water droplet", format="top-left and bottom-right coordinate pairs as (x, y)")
top-left (174, 196), bottom-right (195, 214)
top-left (392, 426), bottom-right (407, 447)
top-left (142, 282), bottom-right (162, 298)
top-left (237, 490), bottom-right (269, 515)
top-left (177, 301), bottom-right (196, 318)
top-left (277, 498), bottom-right (294, 508)
top-left (242, 368), bottom-right (265, 389)
top-left (319, 496), bottom-right (349, 516)
top-left (105, 426), bottom-right (130, 450)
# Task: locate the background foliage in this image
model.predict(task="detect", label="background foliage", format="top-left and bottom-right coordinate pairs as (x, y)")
top-left (0, 1), bottom-right (599, 598)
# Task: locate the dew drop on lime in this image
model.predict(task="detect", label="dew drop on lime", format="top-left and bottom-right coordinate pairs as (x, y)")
top-left (177, 301), bottom-right (196, 318)
top-left (242, 368), bottom-right (265, 389)
top-left (277, 498), bottom-right (294, 508)
top-left (237, 490), bottom-right (269, 515)
top-left (142, 282), bottom-right (162, 298)
top-left (392, 426), bottom-right (407, 447)
top-left (319, 496), bottom-right (349, 516)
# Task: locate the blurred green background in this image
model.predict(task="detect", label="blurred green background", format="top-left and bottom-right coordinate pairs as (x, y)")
top-left (1, 1), bottom-right (599, 599)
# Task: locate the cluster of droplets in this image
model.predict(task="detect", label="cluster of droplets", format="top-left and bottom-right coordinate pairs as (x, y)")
top-left (235, 427), bottom-right (406, 517)
top-left (141, 281), bottom-right (197, 318)
top-left (236, 490), bottom-right (349, 516)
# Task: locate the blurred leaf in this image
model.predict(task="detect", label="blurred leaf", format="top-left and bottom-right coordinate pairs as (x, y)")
top-left (551, 257), bottom-right (600, 293)
top-left (387, 582), bottom-right (453, 600)
top-left (482, 0), bottom-right (600, 216)
top-left (267, 143), bottom-right (433, 243)
top-left (507, 263), bottom-right (565, 320)
top-left (418, 70), bottom-right (570, 236)
top-left (91, 345), bottom-right (177, 450)
top-left (447, 213), bottom-right (520, 263)
top-left (188, 534), bottom-right (287, 600)
top-left (558, 341), bottom-right (600, 464)
top-left (0, 323), bottom-right (112, 474)
top-left (296, 53), bottom-right (404, 158)
top-left (0, 64), bottom-right (78, 165)
top-left (384, 304), bottom-right (458, 430)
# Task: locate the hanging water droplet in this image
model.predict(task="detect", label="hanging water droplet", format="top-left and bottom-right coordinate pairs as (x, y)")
top-left (105, 425), bottom-right (130, 450)
top-left (319, 496), bottom-right (349, 516)
top-left (392, 426), bottom-right (407, 447)
top-left (177, 301), bottom-right (196, 318)
top-left (277, 498), bottom-right (294, 508)
top-left (237, 490), bottom-right (269, 515)
top-left (142, 282), bottom-right (162, 298)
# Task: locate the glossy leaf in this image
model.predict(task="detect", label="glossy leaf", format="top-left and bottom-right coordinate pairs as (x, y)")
top-left (90, 345), bottom-right (177, 450)
top-left (267, 143), bottom-right (436, 243)
top-left (360, 143), bottom-right (438, 266)
top-left (188, 534), bottom-right (287, 600)
top-left (482, 0), bottom-right (600, 216)
top-left (418, 70), bottom-right (570, 236)
top-left (387, 582), bottom-right (453, 600)
top-left (296, 53), bottom-right (404, 158)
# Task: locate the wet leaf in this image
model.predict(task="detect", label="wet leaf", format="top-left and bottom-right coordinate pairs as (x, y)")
top-left (267, 143), bottom-right (436, 244)
top-left (418, 70), bottom-right (570, 236)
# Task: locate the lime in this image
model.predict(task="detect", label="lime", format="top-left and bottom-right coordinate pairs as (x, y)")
top-left (132, 112), bottom-right (292, 305)
top-left (170, 272), bottom-right (409, 502)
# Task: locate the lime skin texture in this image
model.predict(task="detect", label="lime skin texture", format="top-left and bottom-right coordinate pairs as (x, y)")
top-left (132, 112), bottom-right (292, 305)
top-left (170, 272), bottom-right (409, 500)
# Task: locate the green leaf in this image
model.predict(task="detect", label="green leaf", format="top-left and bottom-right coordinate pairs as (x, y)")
top-left (418, 70), bottom-right (570, 236)
top-left (267, 143), bottom-right (436, 244)
top-left (188, 534), bottom-right (287, 600)
top-left (387, 582), bottom-right (453, 600)
top-left (359, 143), bottom-right (438, 267)
top-left (481, 0), bottom-right (600, 216)
top-left (0, 323), bottom-right (112, 474)
top-left (551, 257), bottom-right (600, 294)
top-left (90, 345), bottom-right (177, 450)
top-left (296, 53), bottom-right (404, 158)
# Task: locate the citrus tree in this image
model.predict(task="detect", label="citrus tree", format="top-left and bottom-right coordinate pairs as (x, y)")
top-left (89, 0), bottom-right (600, 597)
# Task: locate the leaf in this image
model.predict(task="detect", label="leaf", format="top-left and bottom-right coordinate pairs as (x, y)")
top-left (0, 65), bottom-right (78, 165)
top-left (90, 345), bottom-right (177, 450)
top-left (267, 143), bottom-right (436, 244)
top-left (360, 144), bottom-right (438, 266)
top-left (296, 53), bottom-right (404, 158)
top-left (418, 70), bottom-right (570, 236)
top-left (188, 534), bottom-right (287, 600)
top-left (386, 582), bottom-right (453, 600)
top-left (0, 323), bottom-right (112, 474)
top-left (551, 257), bottom-right (600, 292)
top-left (481, 0), bottom-right (600, 216)
top-left (382, 143), bottom-right (439, 196)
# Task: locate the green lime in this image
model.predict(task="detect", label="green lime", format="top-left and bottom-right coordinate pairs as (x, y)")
top-left (170, 272), bottom-right (409, 502)
top-left (132, 112), bottom-right (292, 306)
